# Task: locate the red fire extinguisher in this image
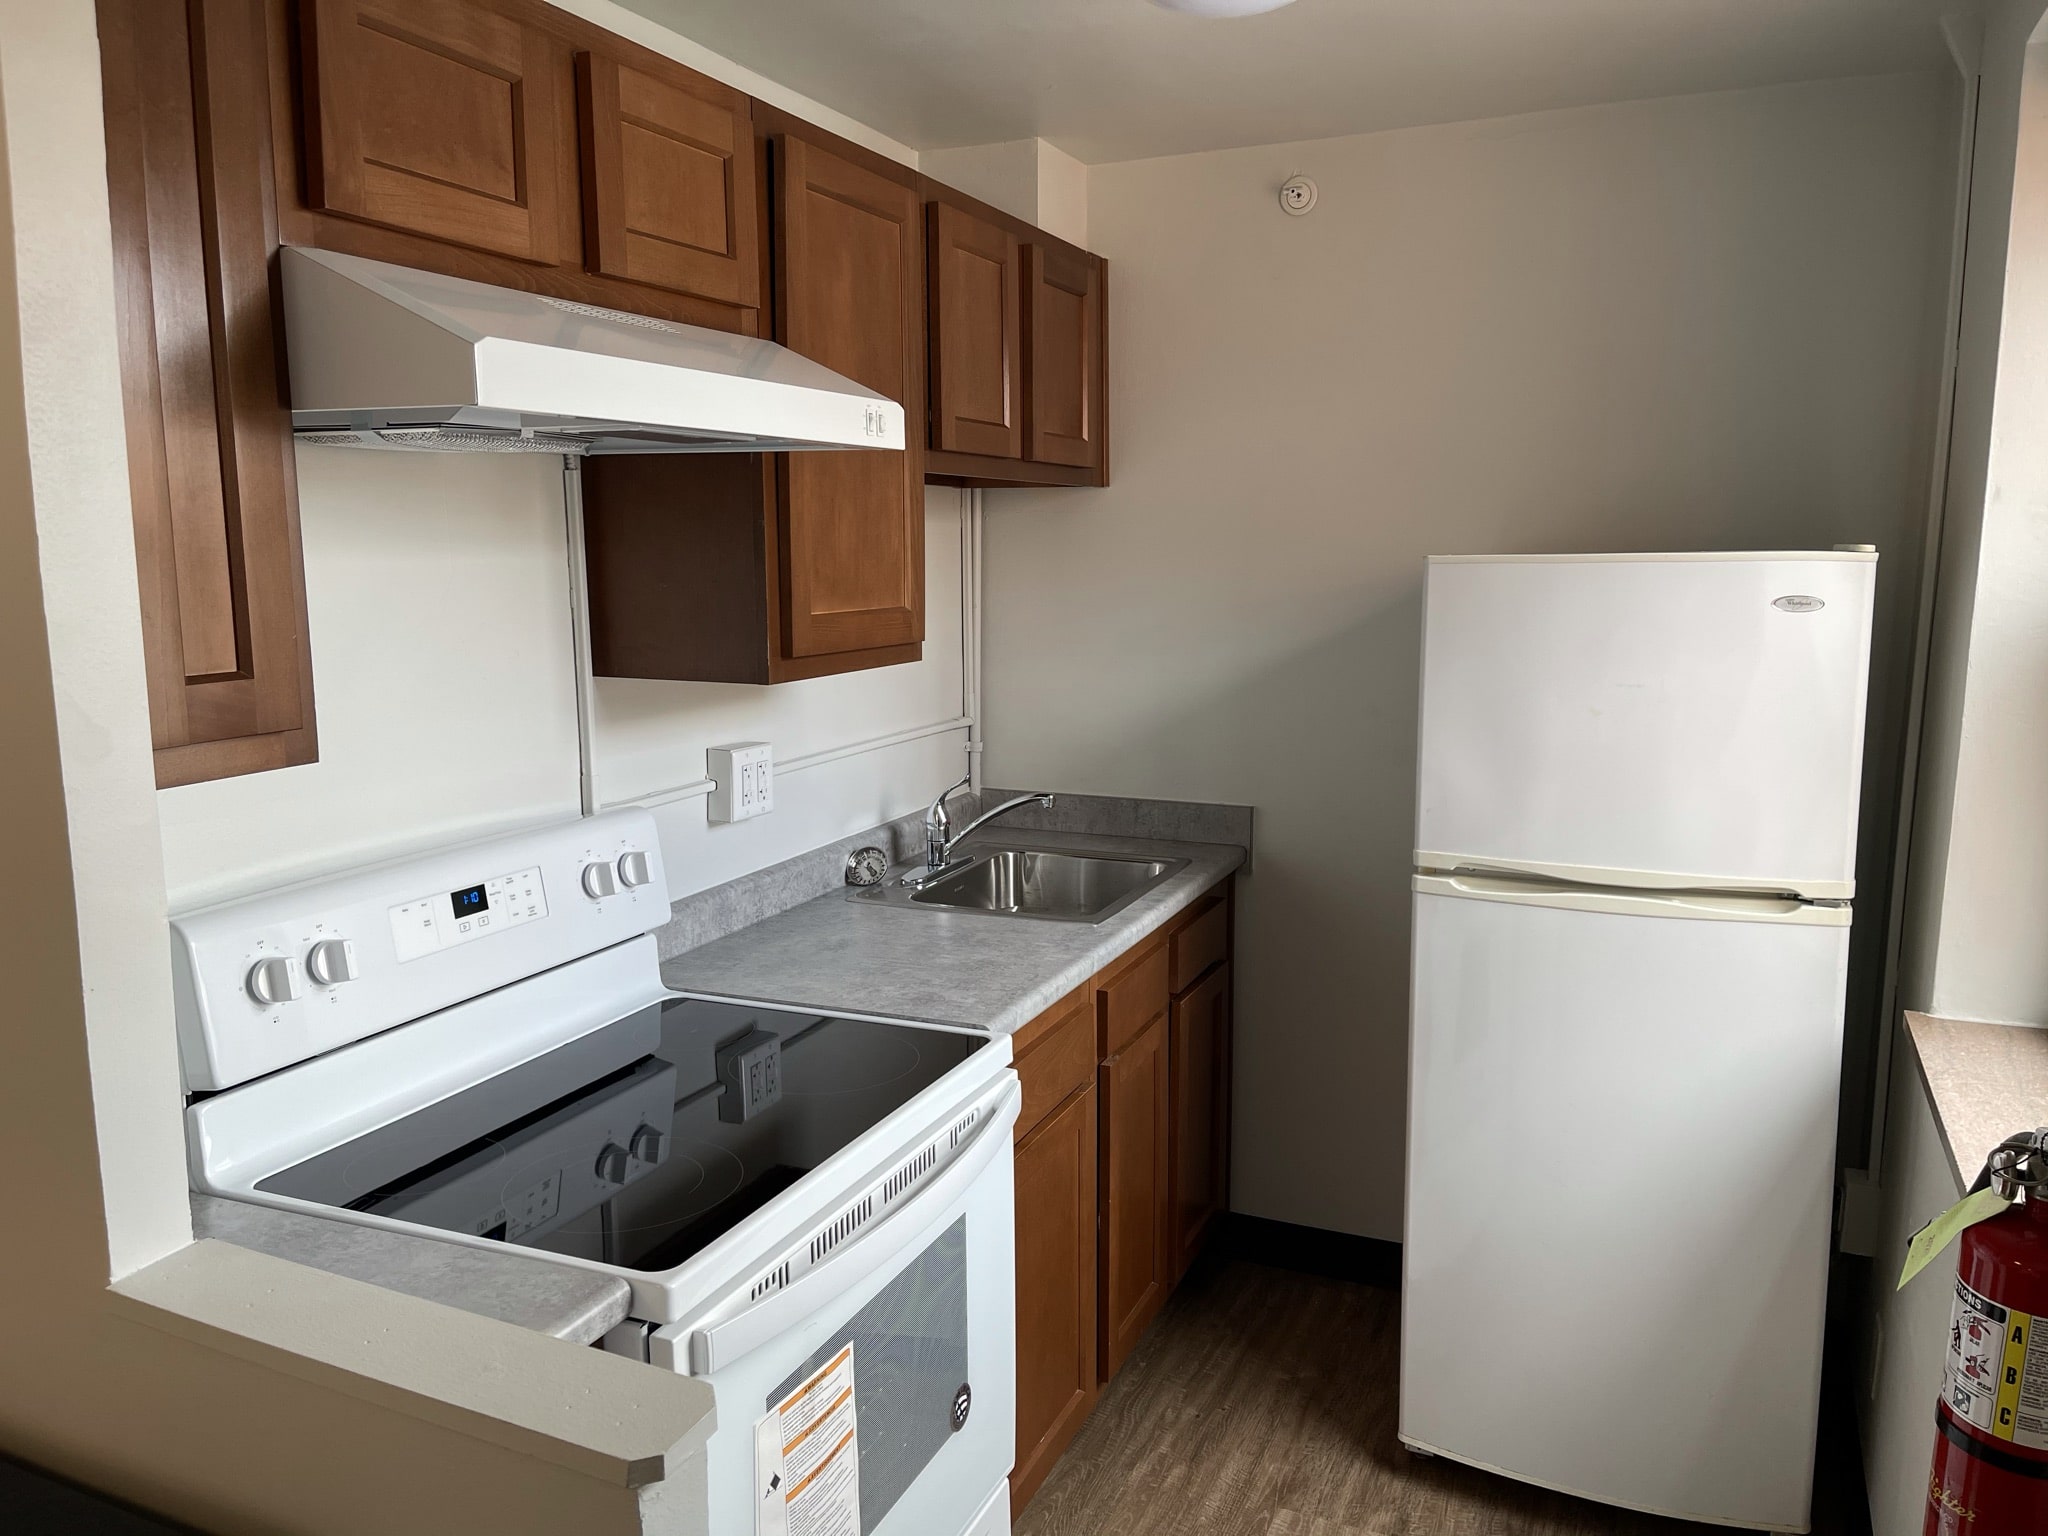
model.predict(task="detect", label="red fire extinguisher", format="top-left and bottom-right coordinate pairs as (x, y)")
top-left (1923, 1129), bottom-right (2048, 1535)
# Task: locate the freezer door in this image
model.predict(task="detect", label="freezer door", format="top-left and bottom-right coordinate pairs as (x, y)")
top-left (1416, 554), bottom-right (1875, 897)
top-left (1401, 883), bottom-right (1847, 1530)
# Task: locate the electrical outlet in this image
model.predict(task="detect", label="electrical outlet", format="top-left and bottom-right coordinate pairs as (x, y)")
top-left (708, 742), bottom-right (773, 823)
top-left (715, 1028), bottom-right (783, 1123)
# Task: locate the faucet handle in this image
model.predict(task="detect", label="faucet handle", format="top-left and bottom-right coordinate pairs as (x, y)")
top-left (927, 771), bottom-right (973, 824)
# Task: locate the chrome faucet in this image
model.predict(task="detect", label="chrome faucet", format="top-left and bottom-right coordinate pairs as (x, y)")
top-left (911, 773), bottom-right (1055, 886)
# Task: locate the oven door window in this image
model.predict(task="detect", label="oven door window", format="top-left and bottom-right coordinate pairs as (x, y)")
top-left (768, 1216), bottom-right (969, 1534)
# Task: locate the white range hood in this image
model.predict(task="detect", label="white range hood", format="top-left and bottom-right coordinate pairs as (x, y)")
top-left (279, 247), bottom-right (904, 455)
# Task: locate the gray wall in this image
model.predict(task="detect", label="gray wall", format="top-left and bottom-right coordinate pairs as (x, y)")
top-left (981, 73), bottom-right (1959, 1240)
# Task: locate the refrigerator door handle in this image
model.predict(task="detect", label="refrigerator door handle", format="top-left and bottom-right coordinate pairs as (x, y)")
top-left (1412, 872), bottom-right (1851, 926)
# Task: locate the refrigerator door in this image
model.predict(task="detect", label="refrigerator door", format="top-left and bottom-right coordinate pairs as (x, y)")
top-left (1416, 553), bottom-right (1875, 898)
top-left (1401, 879), bottom-right (1847, 1530)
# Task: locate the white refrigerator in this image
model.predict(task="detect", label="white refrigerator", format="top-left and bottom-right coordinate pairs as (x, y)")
top-left (1399, 551), bottom-right (1875, 1532)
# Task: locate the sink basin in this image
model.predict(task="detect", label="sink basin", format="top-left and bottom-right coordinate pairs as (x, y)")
top-left (852, 845), bottom-right (1188, 924)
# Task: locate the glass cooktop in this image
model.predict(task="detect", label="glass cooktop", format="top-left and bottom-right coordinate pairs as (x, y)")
top-left (257, 996), bottom-right (989, 1272)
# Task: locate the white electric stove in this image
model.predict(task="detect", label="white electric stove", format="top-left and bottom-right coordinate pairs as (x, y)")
top-left (174, 810), bottom-right (1018, 1536)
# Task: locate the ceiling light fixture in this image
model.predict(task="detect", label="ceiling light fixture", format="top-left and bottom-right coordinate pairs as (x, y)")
top-left (1148, 0), bottom-right (1300, 17)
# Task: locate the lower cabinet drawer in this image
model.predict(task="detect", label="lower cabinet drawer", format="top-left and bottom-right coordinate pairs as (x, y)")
top-left (1013, 990), bottom-right (1095, 1141)
top-left (1169, 892), bottom-right (1229, 994)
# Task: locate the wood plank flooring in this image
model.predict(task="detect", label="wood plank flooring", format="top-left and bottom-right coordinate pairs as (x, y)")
top-left (1014, 1255), bottom-right (1871, 1536)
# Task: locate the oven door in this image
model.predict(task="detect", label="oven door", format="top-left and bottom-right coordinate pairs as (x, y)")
top-left (652, 1074), bottom-right (1019, 1536)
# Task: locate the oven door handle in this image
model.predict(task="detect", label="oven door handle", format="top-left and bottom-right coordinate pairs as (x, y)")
top-left (683, 1074), bottom-right (1020, 1374)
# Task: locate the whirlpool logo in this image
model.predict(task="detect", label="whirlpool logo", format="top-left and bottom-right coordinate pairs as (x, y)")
top-left (1773, 595), bottom-right (1826, 613)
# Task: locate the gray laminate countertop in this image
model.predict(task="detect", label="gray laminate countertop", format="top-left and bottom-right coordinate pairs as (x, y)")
top-left (192, 1194), bottom-right (633, 1346)
top-left (1904, 1012), bottom-right (2048, 1191)
top-left (661, 830), bottom-right (1246, 1034)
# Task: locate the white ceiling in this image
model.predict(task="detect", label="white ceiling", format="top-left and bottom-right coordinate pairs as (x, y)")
top-left (616, 0), bottom-right (1955, 164)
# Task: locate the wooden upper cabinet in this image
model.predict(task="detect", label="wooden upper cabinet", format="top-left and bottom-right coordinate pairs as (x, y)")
top-left (575, 49), bottom-right (758, 307)
top-left (298, 0), bottom-right (566, 264)
top-left (101, 0), bottom-right (317, 788)
top-left (774, 132), bottom-right (924, 659)
top-left (927, 199), bottom-right (1021, 459)
top-left (1025, 242), bottom-right (1105, 472)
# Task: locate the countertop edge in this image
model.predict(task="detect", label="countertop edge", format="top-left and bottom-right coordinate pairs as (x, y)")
top-left (192, 1193), bottom-right (634, 1347)
top-left (1903, 1011), bottom-right (2048, 1193)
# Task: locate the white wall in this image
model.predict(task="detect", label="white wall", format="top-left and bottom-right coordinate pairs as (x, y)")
top-left (1861, 5), bottom-right (2048, 1528)
top-left (981, 73), bottom-right (1957, 1240)
top-left (922, 138), bottom-right (1090, 247)
top-left (1908, 9), bottom-right (2048, 1028)
top-left (157, 457), bottom-right (971, 908)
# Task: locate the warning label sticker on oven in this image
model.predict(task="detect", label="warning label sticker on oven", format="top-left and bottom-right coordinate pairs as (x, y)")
top-left (755, 1343), bottom-right (860, 1536)
top-left (1943, 1276), bottom-right (2048, 1451)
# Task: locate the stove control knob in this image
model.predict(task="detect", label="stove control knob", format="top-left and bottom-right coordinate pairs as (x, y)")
top-left (594, 1142), bottom-right (632, 1186)
top-left (629, 1123), bottom-right (667, 1164)
top-left (246, 956), bottom-right (303, 1006)
top-left (616, 850), bottom-right (652, 890)
top-left (581, 860), bottom-right (618, 900)
top-left (305, 938), bottom-right (359, 987)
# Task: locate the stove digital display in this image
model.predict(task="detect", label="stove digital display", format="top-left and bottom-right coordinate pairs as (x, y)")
top-left (450, 883), bottom-right (489, 918)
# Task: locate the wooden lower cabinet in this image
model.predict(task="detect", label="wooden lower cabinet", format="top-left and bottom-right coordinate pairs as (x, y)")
top-left (1011, 1080), bottom-right (1098, 1510)
top-left (1099, 1007), bottom-right (1171, 1381)
top-left (1170, 961), bottom-right (1232, 1281)
top-left (982, 878), bottom-right (1239, 1513)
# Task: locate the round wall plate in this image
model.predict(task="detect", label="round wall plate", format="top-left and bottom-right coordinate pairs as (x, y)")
top-left (1280, 175), bottom-right (1318, 216)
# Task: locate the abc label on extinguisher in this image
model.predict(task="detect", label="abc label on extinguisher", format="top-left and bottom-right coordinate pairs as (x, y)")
top-left (1945, 1276), bottom-right (2048, 1450)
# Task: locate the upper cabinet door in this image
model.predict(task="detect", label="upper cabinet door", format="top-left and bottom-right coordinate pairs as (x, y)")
top-left (1025, 242), bottom-right (1105, 472)
top-left (575, 49), bottom-right (759, 307)
top-left (775, 133), bottom-right (924, 660)
top-left (928, 200), bottom-right (1022, 459)
top-left (299, 0), bottom-right (565, 263)
top-left (101, 0), bottom-right (317, 787)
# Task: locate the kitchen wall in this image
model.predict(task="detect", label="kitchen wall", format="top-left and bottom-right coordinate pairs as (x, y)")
top-left (981, 72), bottom-right (1959, 1241)
top-left (0, 3), bottom-right (704, 1530)
top-left (156, 453), bottom-right (973, 910)
top-left (1863, 4), bottom-right (2048, 1530)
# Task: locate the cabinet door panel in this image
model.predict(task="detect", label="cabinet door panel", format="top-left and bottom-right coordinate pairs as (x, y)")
top-left (1013, 1083), bottom-right (1099, 1511)
top-left (101, 0), bottom-right (316, 786)
top-left (300, 0), bottom-right (563, 263)
top-left (775, 134), bottom-right (923, 658)
top-left (1024, 242), bottom-right (1103, 471)
top-left (1171, 962), bottom-right (1232, 1280)
top-left (576, 50), bottom-right (758, 307)
top-left (1099, 1010), bottom-right (1170, 1381)
top-left (928, 201), bottom-right (1021, 458)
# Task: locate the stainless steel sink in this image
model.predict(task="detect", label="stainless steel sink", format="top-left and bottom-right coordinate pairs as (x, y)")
top-left (850, 845), bottom-right (1187, 924)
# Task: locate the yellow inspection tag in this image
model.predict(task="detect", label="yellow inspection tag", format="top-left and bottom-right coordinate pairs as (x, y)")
top-left (1898, 1187), bottom-right (2009, 1289)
